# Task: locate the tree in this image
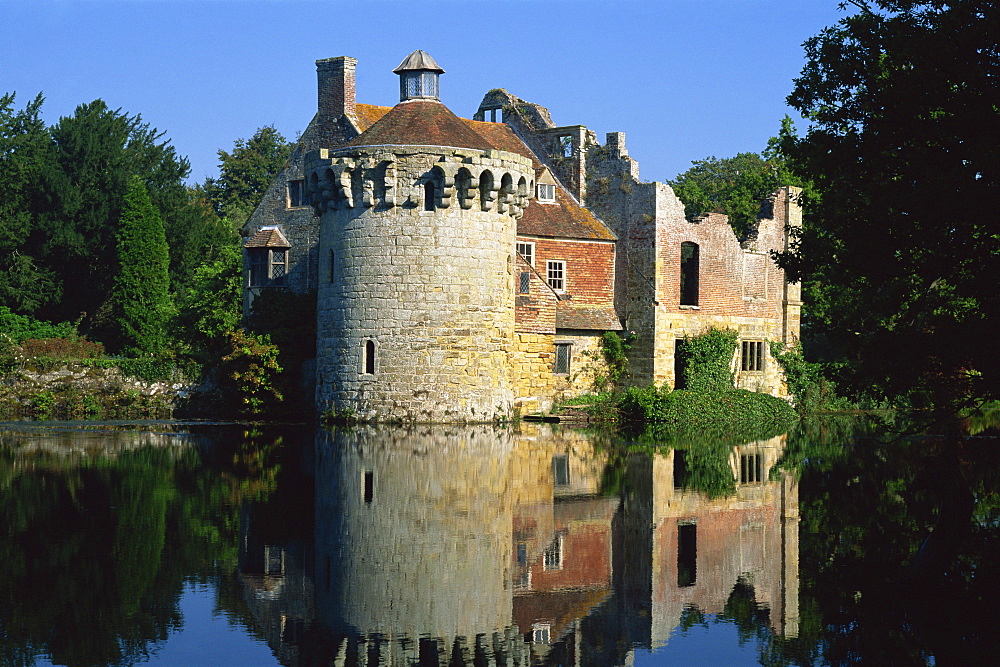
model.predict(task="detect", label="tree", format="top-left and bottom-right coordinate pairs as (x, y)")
top-left (113, 176), bottom-right (173, 354)
top-left (202, 125), bottom-right (293, 226)
top-left (668, 126), bottom-right (814, 238)
top-left (777, 1), bottom-right (1000, 406)
top-left (0, 93), bottom-right (58, 313)
top-left (23, 100), bottom-right (192, 334)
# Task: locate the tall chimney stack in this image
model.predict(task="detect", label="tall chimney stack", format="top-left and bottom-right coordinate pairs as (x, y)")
top-left (316, 56), bottom-right (357, 118)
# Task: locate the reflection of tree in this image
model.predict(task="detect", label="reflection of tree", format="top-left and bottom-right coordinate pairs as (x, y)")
top-left (763, 415), bottom-right (1000, 666)
top-left (0, 426), bottom-right (285, 667)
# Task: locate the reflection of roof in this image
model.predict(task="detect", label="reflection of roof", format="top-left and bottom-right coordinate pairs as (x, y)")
top-left (244, 226), bottom-right (290, 248)
top-left (346, 99), bottom-right (496, 152)
top-left (556, 305), bottom-right (623, 331)
top-left (519, 187), bottom-right (616, 241)
top-left (393, 49), bottom-right (444, 74)
top-left (513, 588), bottom-right (612, 644)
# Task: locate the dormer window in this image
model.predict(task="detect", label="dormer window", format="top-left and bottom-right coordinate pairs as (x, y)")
top-left (536, 183), bottom-right (556, 203)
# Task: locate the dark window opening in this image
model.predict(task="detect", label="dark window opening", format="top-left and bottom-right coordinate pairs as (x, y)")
top-left (287, 179), bottom-right (305, 208)
top-left (363, 470), bottom-right (374, 503)
top-left (423, 180), bottom-right (435, 211)
top-left (248, 248), bottom-right (287, 288)
top-left (740, 454), bottom-right (763, 484)
top-left (364, 340), bottom-right (376, 375)
top-left (553, 455), bottom-right (570, 486)
top-left (479, 172), bottom-right (494, 211)
top-left (519, 272), bottom-right (531, 294)
top-left (674, 339), bottom-right (688, 390)
top-left (680, 242), bottom-right (699, 306)
top-left (678, 523), bottom-right (697, 587)
top-left (516, 543), bottom-right (527, 565)
top-left (673, 450), bottom-right (689, 489)
top-left (555, 343), bottom-right (571, 375)
top-left (329, 250), bottom-right (335, 283)
top-left (741, 340), bottom-right (765, 372)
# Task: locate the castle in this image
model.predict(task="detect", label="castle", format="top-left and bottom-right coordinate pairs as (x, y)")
top-left (243, 51), bottom-right (801, 422)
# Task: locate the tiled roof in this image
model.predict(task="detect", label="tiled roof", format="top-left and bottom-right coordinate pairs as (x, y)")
top-left (465, 120), bottom-right (543, 169)
top-left (346, 99), bottom-right (496, 152)
top-left (556, 304), bottom-right (623, 331)
top-left (519, 187), bottom-right (616, 241)
top-left (244, 227), bottom-right (290, 249)
top-left (351, 104), bottom-right (392, 131)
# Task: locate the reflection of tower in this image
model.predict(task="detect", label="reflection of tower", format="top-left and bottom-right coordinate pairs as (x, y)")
top-left (314, 426), bottom-right (530, 664)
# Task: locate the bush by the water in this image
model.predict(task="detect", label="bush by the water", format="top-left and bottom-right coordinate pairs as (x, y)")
top-left (617, 386), bottom-right (799, 439)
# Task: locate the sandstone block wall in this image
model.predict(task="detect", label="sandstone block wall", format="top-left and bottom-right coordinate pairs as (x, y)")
top-left (312, 146), bottom-right (534, 422)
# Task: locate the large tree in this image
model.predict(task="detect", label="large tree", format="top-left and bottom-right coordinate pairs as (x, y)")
top-left (0, 93), bottom-right (58, 313)
top-left (777, 0), bottom-right (1000, 406)
top-left (202, 125), bottom-right (293, 226)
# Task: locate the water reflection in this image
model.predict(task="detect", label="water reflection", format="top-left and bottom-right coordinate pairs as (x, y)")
top-left (233, 424), bottom-right (799, 666)
top-left (0, 422), bottom-right (800, 666)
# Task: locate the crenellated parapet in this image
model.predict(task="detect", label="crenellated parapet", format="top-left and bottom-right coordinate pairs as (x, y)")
top-left (304, 145), bottom-right (535, 218)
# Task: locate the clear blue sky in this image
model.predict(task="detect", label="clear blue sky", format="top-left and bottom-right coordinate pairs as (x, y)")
top-left (2, 0), bottom-right (852, 186)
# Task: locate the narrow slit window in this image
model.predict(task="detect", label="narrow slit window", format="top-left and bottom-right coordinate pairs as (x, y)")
top-left (364, 340), bottom-right (376, 375)
top-left (423, 180), bottom-right (435, 211)
top-left (329, 250), bottom-right (335, 283)
top-left (363, 470), bottom-right (374, 503)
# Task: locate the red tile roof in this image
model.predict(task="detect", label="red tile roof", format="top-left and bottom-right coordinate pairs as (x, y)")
top-left (346, 99), bottom-right (496, 152)
top-left (555, 304), bottom-right (623, 331)
top-left (244, 227), bottom-right (290, 249)
top-left (519, 187), bottom-right (616, 241)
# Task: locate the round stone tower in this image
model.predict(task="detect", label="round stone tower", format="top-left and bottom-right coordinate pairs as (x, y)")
top-left (307, 51), bottom-right (535, 422)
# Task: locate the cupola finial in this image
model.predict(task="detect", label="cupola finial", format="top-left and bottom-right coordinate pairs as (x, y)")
top-left (393, 50), bottom-right (444, 101)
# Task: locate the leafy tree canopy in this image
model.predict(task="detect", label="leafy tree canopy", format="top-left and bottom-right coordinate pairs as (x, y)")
top-left (668, 123), bottom-right (815, 238)
top-left (202, 125), bottom-right (293, 226)
top-left (776, 0), bottom-right (1000, 406)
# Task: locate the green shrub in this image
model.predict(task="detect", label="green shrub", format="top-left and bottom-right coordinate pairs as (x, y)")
top-left (20, 337), bottom-right (105, 359)
top-left (0, 307), bottom-right (78, 343)
top-left (679, 328), bottom-right (738, 392)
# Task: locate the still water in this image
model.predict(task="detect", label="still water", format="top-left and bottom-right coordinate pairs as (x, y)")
top-left (0, 417), bottom-right (996, 666)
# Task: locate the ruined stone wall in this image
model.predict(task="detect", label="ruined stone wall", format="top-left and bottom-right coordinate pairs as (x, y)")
top-left (311, 146), bottom-right (533, 422)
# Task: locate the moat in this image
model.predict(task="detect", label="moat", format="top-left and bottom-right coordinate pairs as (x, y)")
top-left (1, 417), bottom-right (996, 666)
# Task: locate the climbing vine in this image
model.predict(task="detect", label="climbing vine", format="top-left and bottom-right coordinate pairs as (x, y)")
top-left (678, 328), bottom-right (738, 392)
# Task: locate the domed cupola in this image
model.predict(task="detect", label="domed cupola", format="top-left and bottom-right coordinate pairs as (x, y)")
top-left (394, 50), bottom-right (444, 101)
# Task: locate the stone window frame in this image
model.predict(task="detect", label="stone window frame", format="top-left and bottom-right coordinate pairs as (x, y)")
top-left (554, 341), bottom-right (572, 375)
top-left (532, 623), bottom-right (551, 644)
top-left (741, 340), bottom-right (765, 372)
top-left (247, 248), bottom-right (288, 288)
top-left (547, 260), bottom-right (566, 293)
top-left (557, 135), bottom-right (574, 158)
top-left (739, 452), bottom-right (764, 484)
top-left (552, 454), bottom-right (570, 486)
top-left (361, 339), bottom-right (377, 375)
top-left (286, 179), bottom-right (307, 208)
top-left (536, 183), bottom-right (556, 203)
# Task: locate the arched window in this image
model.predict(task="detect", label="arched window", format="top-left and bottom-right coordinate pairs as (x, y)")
top-left (680, 242), bottom-right (699, 306)
top-left (423, 181), bottom-right (435, 211)
top-left (364, 340), bottom-right (376, 375)
top-left (455, 168), bottom-right (473, 209)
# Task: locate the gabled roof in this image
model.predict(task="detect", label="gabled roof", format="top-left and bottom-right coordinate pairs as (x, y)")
top-left (244, 226), bottom-right (290, 249)
top-left (519, 187), bottom-right (616, 241)
top-left (345, 99), bottom-right (495, 151)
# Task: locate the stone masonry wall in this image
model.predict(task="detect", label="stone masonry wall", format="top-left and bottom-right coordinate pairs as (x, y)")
top-left (511, 331), bottom-right (607, 414)
top-left (312, 146), bottom-right (534, 422)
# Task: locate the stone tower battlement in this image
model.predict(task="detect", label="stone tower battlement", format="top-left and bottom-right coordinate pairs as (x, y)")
top-left (311, 141), bottom-right (535, 422)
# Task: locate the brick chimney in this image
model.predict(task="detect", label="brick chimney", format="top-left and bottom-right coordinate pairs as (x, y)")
top-left (316, 56), bottom-right (357, 118)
